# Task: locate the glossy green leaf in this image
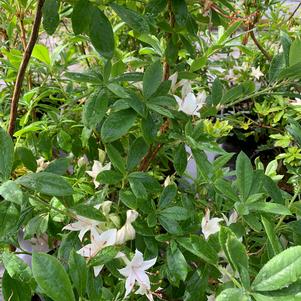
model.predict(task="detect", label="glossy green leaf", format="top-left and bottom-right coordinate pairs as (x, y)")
top-left (42, 0), bottom-right (60, 35)
top-left (89, 9), bottom-right (114, 58)
top-left (83, 91), bottom-right (108, 129)
top-left (167, 242), bottom-right (188, 284)
top-left (32, 253), bottom-right (75, 301)
top-left (177, 235), bottom-right (218, 265)
top-left (106, 144), bottom-right (126, 174)
top-left (252, 246), bottom-right (301, 291)
top-left (16, 172), bottom-right (73, 196)
top-left (261, 216), bottom-right (282, 255)
top-left (0, 127), bottom-right (14, 182)
top-left (0, 181), bottom-right (23, 205)
top-left (236, 151), bottom-right (253, 201)
top-left (110, 3), bottom-right (149, 33)
top-left (101, 109), bottom-right (137, 143)
top-left (127, 137), bottom-right (148, 171)
top-left (289, 39), bottom-right (301, 66)
top-left (216, 288), bottom-right (247, 301)
top-left (68, 250), bottom-right (87, 297)
top-left (71, 0), bottom-right (92, 34)
top-left (158, 184), bottom-right (177, 209)
top-left (174, 143), bottom-right (187, 175)
top-left (143, 60), bottom-right (162, 99)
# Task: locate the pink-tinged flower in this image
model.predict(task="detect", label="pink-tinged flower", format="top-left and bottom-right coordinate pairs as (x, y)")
top-left (86, 160), bottom-right (111, 188)
top-left (118, 249), bottom-right (157, 301)
top-left (201, 209), bottom-right (223, 240)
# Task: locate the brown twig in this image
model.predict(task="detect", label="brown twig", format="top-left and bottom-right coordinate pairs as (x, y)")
top-left (8, 0), bottom-right (44, 136)
top-left (287, 1), bottom-right (301, 23)
top-left (249, 27), bottom-right (272, 61)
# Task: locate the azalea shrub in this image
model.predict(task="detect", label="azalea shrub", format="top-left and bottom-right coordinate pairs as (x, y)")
top-left (1, 0), bottom-right (301, 301)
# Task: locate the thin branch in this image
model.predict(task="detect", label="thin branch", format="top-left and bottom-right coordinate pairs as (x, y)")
top-left (250, 28), bottom-right (272, 61)
top-left (8, 0), bottom-right (44, 136)
top-left (287, 1), bottom-right (301, 23)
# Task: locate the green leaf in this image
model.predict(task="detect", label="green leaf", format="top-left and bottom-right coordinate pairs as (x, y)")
top-left (83, 91), bottom-right (108, 129)
top-left (45, 158), bottom-right (70, 175)
top-left (32, 44), bottom-right (51, 65)
top-left (216, 288), bottom-right (247, 301)
top-left (217, 21), bottom-right (242, 45)
top-left (247, 202), bottom-right (291, 215)
top-left (177, 235), bottom-right (218, 265)
top-left (281, 31), bottom-right (291, 66)
top-left (253, 293), bottom-right (301, 301)
top-left (101, 109), bottom-right (137, 143)
top-left (289, 39), bottom-right (301, 66)
top-left (0, 181), bottom-right (23, 205)
top-left (183, 269), bottom-right (208, 301)
top-left (42, 0), bottom-right (60, 35)
top-left (160, 206), bottom-right (190, 221)
top-left (110, 3), bottom-right (149, 33)
top-left (15, 147), bottom-right (37, 172)
top-left (2, 271), bottom-right (32, 301)
top-left (171, 0), bottom-right (188, 27)
top-left (16, 172), bottom-right (73, 196)
top-left (71, 0), bottom-right (92, 35)
top-left (167, 242), bottom-right (188, 284)
top-left (174, 143), bottom-right (187, 175)
top-left (158, 184), bottom-right (177, 209)
top-left (97, 170), bottom-right (123, 185)
top-left (129, 178), bottom-right (148, 199)
top-left (286, 119), bottom-right (301, 146)
top-left (0, 127), bottom-right (14, 182)
top-left (88, 245), bottom-right (119, 267)
top-left (261, 216), bottom-right (282, 255)
top-left (278, 62), bottom-right (301, 80)
top-left (71, 204), bottom-right (105, 222)
top-left (221, 81), bottom-right (255, 104)
top-left (32, 253), bottom-right (75, 301)
top-left (143, 60), bottom-right (163, 99)
top-left (0, 202), bottom-right (19, 240)
top-left (24, 214), bottom-right (49, 239)
top-left (263, 175), bottom-right (283, 204)
top-left (252, 246), bottom-right (301, 291)
top-left (68, 250), bottom-right (87, 297)
top-left (89, 8), bottom-right (115, 58)
top-left (211, 77), bottom-right (223, 105)
top-left (127, 137), bottom-right (148, 171)
top-left (141, 113), bottom-right (157, 144)
top-left (2, 251), bottom-right (35, 286)
top-left (236, 151), bottom-right (253, 201)
top-left (215, 178), bottom-right (239, 202)
top-left (57, 130), bottom-right (72, 152)
top-left (106, 144), bottom-right (126, 174)
top-left (269, 53), bottom-right (285, 82)
top-left (159, 216), bottom-right (182, 234)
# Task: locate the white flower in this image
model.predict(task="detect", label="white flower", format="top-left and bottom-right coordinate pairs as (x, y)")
top-left (251, 67), bottom-right (264, 80)
top-left (222, 210), bottom-right (238, 226)
top-left (164, 176), bottom-right (171, 187)
top-left (78, 155), bottom-right (89, 167)
top-left (207, 294), bottom-right (216, 301)
top-left (290, 98), bottom-right (301, 106)
top-left (77, 228), bottom-right (117, 276)
top-left (168, 72), bottom-right (192, 98)
top-left (118, 249), bottom-right (157, 301)
top-left (63, 214), bottom-right (103, 241)
top-left (201, 209), bottom-right (223, 240)
top-left (86, 160), bottom-right (111, 188)
top-left (116, 210), bottom-right (139, 244)
top-left (174, 91), bottom-right (206, 117)
top-left (36, 157), bottom-right (49, 172)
